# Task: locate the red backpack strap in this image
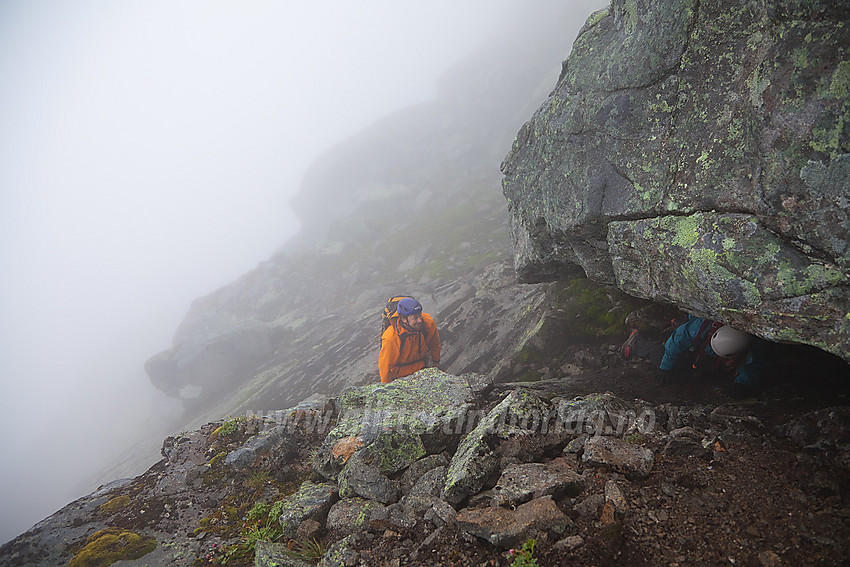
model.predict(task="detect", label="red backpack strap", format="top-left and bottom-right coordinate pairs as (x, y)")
top-left (692, 320), bottom-right (724, 368)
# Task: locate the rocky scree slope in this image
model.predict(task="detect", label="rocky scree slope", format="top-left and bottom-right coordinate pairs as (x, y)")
top-left (502, 0), bottom-right (850, 361)
top-left (3, 369), bottom-right (850, 567)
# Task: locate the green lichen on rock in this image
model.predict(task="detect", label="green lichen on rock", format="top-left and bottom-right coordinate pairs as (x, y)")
top-left (332, 369), bottom-right (474, 438)
top-left (547, 278), bottom-right (646, 340)
top-left (313, 370), bottom-right (476, 481)
top-left (68, 528), bottom-right (156, 567)
top-left (277, 481), bottom-right (338, 540)
top-left (502, 0), bottom-right (850, 361)
top-left (443, 389), bottom-right (565, 504)
top-left (358, 430), bottom-right (426, 475)
top-left (255, 540), bottom-right (313, 567)
top-left (608, 212), bottom-right (850, 357)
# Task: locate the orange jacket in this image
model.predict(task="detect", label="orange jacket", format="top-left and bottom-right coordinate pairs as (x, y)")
top-left (378, 312), bottom-right (441, 383)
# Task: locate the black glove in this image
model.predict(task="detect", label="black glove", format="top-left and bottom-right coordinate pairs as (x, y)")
top-left (655, 368), bottom-right (674, 386)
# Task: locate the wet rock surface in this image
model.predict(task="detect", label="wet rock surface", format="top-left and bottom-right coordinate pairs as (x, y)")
top-left (4, 359), bottom-right (850, 566)
top-left (502, 0), bottom-right (850, 360)
top-left (4, 3), bottom-right (850, 565)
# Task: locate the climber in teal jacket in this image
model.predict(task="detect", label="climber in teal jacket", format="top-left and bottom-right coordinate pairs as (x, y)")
top-left (656, 316), bottom-right (763, 398)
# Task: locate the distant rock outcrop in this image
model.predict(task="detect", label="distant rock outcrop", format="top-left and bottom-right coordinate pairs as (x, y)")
top-left (502, 0), bottom-right (850, 360)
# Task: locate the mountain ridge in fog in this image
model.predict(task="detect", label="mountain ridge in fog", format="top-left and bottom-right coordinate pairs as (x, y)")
top-left (0, 0), bottom-right (609, 548)
top-left (142, 2), bottom-right (606, 435)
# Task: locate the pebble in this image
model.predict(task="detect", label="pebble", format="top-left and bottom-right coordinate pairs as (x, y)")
top-left (554, 535), bottom-right (584, 550)
top-left (757, 550), bottom-right (782, 567)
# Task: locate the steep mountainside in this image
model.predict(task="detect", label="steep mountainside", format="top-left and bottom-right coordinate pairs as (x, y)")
top-left (144, 3), bottom-right (617, 428)
top-left (4, 2), bottom-right (850, 566)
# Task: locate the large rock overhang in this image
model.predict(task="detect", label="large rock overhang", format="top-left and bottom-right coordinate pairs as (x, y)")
top-left (501, 0), bottom-right (850, 361)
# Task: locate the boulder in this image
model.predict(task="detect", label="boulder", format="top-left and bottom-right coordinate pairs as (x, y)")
top-left (368, 503), bottom-right (417, 534)
top-left (663, 426), bottom-right (711, 458)
top-left (501, 0), bottom-right (850, 361)
top-left (317, 534), bottom-right (361, 567)
top-left (783, 406), bottom-right (850, 468)
top-left (313, 369), bottom-right (475, 481)
top-left (554, 392), bottom-right (651, 437)
top-left (402, 466), bottom-right (448, 514)
top-left (443, 389), bottom-right (568, 505)
top-left (582, 435), bottom-right (655, 478)
top-left (337, 454), bottom-right (399, 504)
top-left (399, 454), bottom-right (449, 493)
top-left (456, 496), bottom-right (571, 549)
top-left (224, 424), bottom-right (294, 470)
top-left (277, 481), bottom-right (339, 540)
top-left (491, 462), bottom-right (584, 506)
top-left (326, 498), bottom-right (385, 537)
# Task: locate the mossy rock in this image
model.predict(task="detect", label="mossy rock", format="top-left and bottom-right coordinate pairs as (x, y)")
top-left (98, 495), bottom-right (130, 515)
top-left (68, 528), bottom-right (156, 567)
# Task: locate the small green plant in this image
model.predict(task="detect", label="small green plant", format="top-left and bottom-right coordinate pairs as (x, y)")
top-left (506, 538), bottom-right (539, 567)
top-left (288, 537), bottom-right (326, 560)
top-left (624, 432), bottom-right (647, 445)
top-left (218, 500), bottom-right (285, 564)
top-left (246, 500), bottom-right (270, 523)
top-left (212, 417), bottom-right (242, 440)
top-left (244, 469), bottom-right (271, 489)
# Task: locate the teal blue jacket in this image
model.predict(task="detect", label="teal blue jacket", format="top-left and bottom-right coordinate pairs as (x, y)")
top-left (660, 316), bottom-right (761, 387)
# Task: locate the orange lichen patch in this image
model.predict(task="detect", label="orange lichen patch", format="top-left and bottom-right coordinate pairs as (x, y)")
top-left (331, 435), bottom-right (364, 463)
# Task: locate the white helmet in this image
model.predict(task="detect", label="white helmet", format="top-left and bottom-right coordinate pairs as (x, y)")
top-left (710, 326), bottom-right (752, 357)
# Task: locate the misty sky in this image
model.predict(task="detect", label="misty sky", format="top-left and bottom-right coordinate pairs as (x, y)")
top-left (0, 0), bottom-right (605, 545)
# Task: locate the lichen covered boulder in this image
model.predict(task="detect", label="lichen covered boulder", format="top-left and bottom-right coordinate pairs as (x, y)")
top-left (582, 435), bottom-right (656, 478)
top-left (443, 389), bottom-right (568, 505)
top-left (325, 498), bottom-right (385, 537)
top-left (312, 369), bottom-right (478, 480)
top-left (501, 0), bottom-right (850, 360)
top-left (277, 481), bottom-right (339, 540)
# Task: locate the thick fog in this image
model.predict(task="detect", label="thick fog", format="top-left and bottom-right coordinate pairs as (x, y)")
top-left (0, 0), bottom-right (605, 545)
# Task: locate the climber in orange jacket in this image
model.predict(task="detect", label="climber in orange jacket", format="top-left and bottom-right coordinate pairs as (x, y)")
top-left (379, 297), bottom-right (441, 383)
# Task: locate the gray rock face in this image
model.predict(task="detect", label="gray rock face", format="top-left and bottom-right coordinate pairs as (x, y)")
top-left (783, 406), bottom-right (850, 468)
top-left (455, 496), bottom-right (570, 549)
top-left (312, 370), bottom-right (478, 481)
top-left (582, 435), bottom-right (655, 478)
top-left (501, 0), bottom-right (850, 360)
top-left (277, 481), bottom-right (339, 540)
top-left (492, 462), bottom-right (584, 506)
top-left (338, 454), bottom-right (400, 504)
top-left (224, 424), bottom-right (294, 470)
top-left (443, 389), bottom-right (569, 505)
top-left (326, 498), bottom-right (384, 537)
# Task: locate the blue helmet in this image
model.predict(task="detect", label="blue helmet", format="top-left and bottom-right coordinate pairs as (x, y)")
top-left (397, 297), bottom-right (423, 317)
